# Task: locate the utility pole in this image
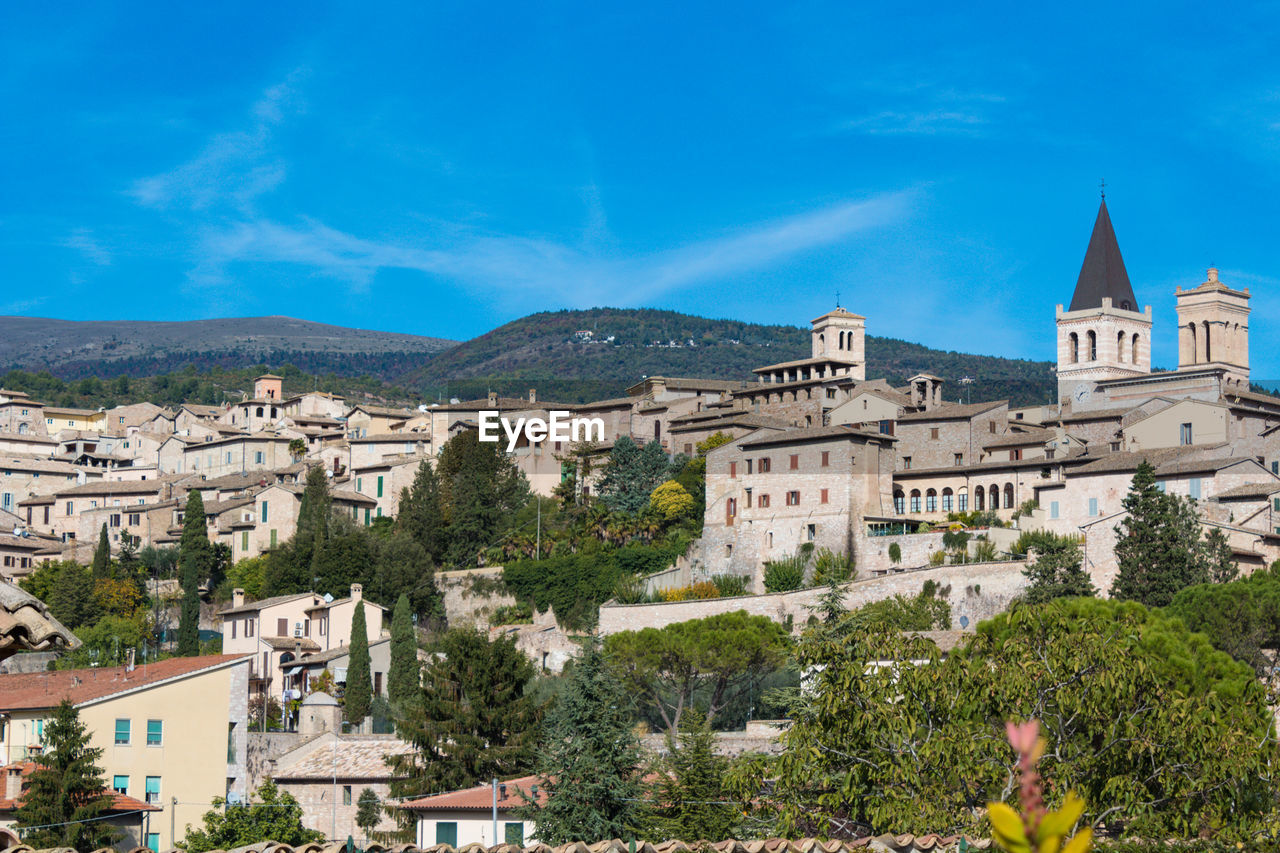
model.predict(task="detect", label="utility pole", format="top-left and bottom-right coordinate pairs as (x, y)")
top-left (491, 778), bottom-right (498, 845)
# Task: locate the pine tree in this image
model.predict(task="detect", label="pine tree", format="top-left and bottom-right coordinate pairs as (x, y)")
top-left (396, 460), bottom-right (445, 564)
top-left (1204, 527), bottom-right (1239, 583)
top-left (1023, 543), bottom-right (1096, 604)
top-left (522, 644), bottom-right (645, 844)
top-left (49, 561), bottom-right (99, 629)
top-left (355, 788), bottom-right (382, 840)
top-left (90, 524), bottom-right (111, 579)
top-left (13, 700), bottom-right (116, 853)
top-left (387, 594), bottom-right (418, 709)
top-left (345, 601), bottom-right (373, 726)
top-left (389, 629), bottom-right (541, 796)
top-left (597, 438), bottom-right (671, 515)
top-left (645, 715), bottom-right (738, 842)
top-left (1111, 461), bottom-right (1212, 607)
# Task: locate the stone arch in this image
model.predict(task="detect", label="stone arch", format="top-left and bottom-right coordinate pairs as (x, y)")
top-left (1069, 332), bottom-right (1079, 364)
top-left (1132, 333), bottom-right (1140, 364)
top-left (989, 484), bottom-right (1000, 509)
top-left (1116, 330), bottom-right (1125, 362)
top-left (256, 407), bottom-right (264, 418)
top-left (925, 488), bottom-right (937, 513)
top-left (909, 488), bottom-right (922, 513)
top-left (1187, 322), bottom-right (1198, 363)
top-left (974, 485), bottom-right (985, 510)
top-left (1086, 330), bottom-right (1097, 361)
top-left (941, 487), bottom-right (954, 512)
top-left (1203, 320), bottom-right (1212, 362)
top-left (1003, 483), bottom-right (1014, 509)
top-left (818, 333), bottom-right (825, 354)
top-left (893, 488), bottom-right (905, 514)
top-left (957, 486), bottom-right (968, 512)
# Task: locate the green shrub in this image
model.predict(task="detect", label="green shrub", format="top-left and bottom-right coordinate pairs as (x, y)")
top-left (490, 602), bottom-right (533, 624)
top-left (710, 574), bottom-right (749, 597)
top-left (763, 555), bottom-right (806, 593)
top-left (888, 542), bottom-right (901, 563)
top-left (973, 539), bottom-right (999, 562)
top-left (812, 548), bottom-right (855, 585)
top-left (929, 549), bottom-right (946, 566)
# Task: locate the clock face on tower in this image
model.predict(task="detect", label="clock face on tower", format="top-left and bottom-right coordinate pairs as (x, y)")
top-left (1073, 384), bottom-right (1092, 404)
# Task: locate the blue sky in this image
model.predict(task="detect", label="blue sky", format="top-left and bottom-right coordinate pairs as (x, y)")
top-left (3, 2), bottom-right (1279, 374)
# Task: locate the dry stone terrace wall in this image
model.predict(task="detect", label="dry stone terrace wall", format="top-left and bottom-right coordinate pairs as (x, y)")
top-left (439, 567), bottom-right (519, 629)
top-left (599, 558), bottom-right (1028, 635)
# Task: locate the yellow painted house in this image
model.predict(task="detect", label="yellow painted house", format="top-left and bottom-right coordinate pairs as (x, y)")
top-left (0, 655), bottom-right (250, 852)
top-left (42, 407), bottom-right (107, 434)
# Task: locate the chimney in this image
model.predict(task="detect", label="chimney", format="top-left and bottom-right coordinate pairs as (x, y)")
top-left (232, 588), bottom-right (245, 608)
top-left (6, 766), bottom-right (22, 801)
top-left (487, 391), bottom-right (498, 407)
top-left (126, 648), bottom-right (135, 673)
top-left (351, 584), bottom-right (363, 603)
top-left (528, 388), bottom-right (537, 404)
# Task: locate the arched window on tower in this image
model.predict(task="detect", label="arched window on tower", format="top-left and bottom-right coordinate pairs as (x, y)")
top-left (1087, 330), bottom-right (1097, 361)
top-left (1132, 333), bottom-right (1140, 364)
top-left (1187, 322), bottom-right (1198, 363)
top-left (1068, 332), bottom-right (1079, 363)
top-left (1203, 320), bottom-right (1212, 362)
top-left (818, 333), bottom-right (825, 354)
top-left (1117, 331), bottom-right (1125, 363)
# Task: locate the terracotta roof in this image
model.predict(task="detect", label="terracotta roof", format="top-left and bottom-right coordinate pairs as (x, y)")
top-left (737, 424), bottom-right (894, 448)
top-left (668, 413), bottom-right (791, 434)
top-left (348, 404), bottom-right (415, 418)
top-left (402, 774), bottom-right (545, 810)
top-left (573, 396), bottom-right (635, 410)
top-left (219, 592), bottom-right (321, 616)
top-left (0, 654), bottom-right (247, 710)
top-left (1057, 405), bottom-right (1133, 423)
top-left (982, 427), bottom-right (1057, 449)
top-left (896, 400), bottom-right (1007, 422)
top-left (0, 456), bottom-right (79, 475)
top-left (274, 735), bottom-right (412, 781)
top-left (349, 433), bottom-right (430, 444)
top-left (259, 636), bottom-right (321, 652)
top-left (0, 582), bottom-right (78, 661)
top-left (1211, 482), bottom-right (1280, 501)
top-left (1069, 446), bottom-right (1233, 476)
top-left (54, 478), bottom-right (178, 497)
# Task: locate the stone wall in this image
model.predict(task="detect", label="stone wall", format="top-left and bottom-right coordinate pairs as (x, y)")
top-left (854, 531), bottom-right (945, 575)
top-left (599, 558), bottom-right (1028, 635)
top-left (439, 567), bottom-right (519, 629)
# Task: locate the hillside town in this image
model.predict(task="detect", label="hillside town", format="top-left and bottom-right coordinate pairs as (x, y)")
top-left (2, 199), bottom-right (1279, 853)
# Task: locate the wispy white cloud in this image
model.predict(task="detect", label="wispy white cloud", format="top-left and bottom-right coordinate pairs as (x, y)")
top-left (128, 69), bottom-right (307, 213)
top-left (837, 74), bottom-right (1009, 137)
top-left (62, 228), bottom-right (111, 265)
top-left (192, 191), bottom-right (917, 303)
top-left (842, 109), bottom-right (990, 136)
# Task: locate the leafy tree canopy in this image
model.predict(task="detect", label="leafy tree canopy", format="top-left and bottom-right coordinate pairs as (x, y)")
top-left (182, 780), bottom-right (324, 853)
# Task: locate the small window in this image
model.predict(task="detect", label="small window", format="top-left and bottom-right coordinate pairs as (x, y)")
top-left (115, 719), bottom-right (131, 745)
top-left (902, 456), bottom-right (912, 470)
top-left (147, 719), bottom-right (162, 746)
top-left (729, 461), bottom-right (737, 478)
top-left (377, 476), bottom-right (384, 497)
top-left (789, 454), bottom-right (799, 470)
top-left (820, 451), bottom-right (830, 467)
top-left (261, 501), bottom-right (269, 522)
top-left (1088, 498), bottom-right (1098, 517)
top-left (113, 775), bottom-right (128, 795)
top-left (806, 523), bottom-right (816, 541)
top-left (930, 427), bottom-right (939, 440)
top-left (1189, 478), bottom-right (1202, 500)
top-left (505, 823), bottom-right (525, 846)
top-left (343, 785), bottom-right (352, 806)
top-left (759, 494), bottom-right (770, 508)
top-left (954, 453), bottom-right (963, 466)
top-left (1050, 501), bottom-right (1060, 519)
top-left (820, 488), bottom-right (829, 504)
top-left (436, 822), bottom-right (458, 847)
top-left (145, 776), bottom-right (161, 804)
top-left (786, 490), bottom-right (800, 506)
top-left (759, 457), bottom-right (771, 473)
top-left (1180, 423), bottom-right (1193, 445)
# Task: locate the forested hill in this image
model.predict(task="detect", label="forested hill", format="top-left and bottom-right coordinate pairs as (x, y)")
top-left (401, 308), bottom-right (1057, 406)
top-left (0, 308), bottom-right (1057, 407)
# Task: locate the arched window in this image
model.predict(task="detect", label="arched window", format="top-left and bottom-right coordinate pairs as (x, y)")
top-left (1068, 332), bottom-right (1079, 364)
top-left (957, 487), bottom-right (968, 512)
top-left (893, 489), bottom-right (905, 515)
top-left (1187, 322), bottom-right (1198, 363)
top-left (909, 489), bottom-right (922, 513)
top-left (1086, 330), bottom-right (1097, 361)
top-left (839, 331), bottom-right (845, 350)
top-left (941, 487), bottom-right (954, 512)
top-left (974, 486), bottom-right (985, 510)
top-left (255, 407), bottom-right (264, 418)
top-left (990, 484), bottom-right (1000, 509)
top-left (654, 420), bottom-right (661, 440)
top-left (925, 488), bottom-right (937, 513)
top-left (818, 333), bottom-right (825, 354)
top-left (1132, 333), bottom-right (1140, 364)
top-left (1117, 330), bottom-right (1125, 362)
top-left (270, 407), bottom-right (278, 419)
top-left (1003, 483), bottom-right (1014, 509)
top-left (1203, 320), bottom-right (1212, 361)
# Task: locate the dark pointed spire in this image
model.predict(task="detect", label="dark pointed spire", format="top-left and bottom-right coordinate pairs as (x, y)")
top-left (1069, 198), bottom-right (1138, 312)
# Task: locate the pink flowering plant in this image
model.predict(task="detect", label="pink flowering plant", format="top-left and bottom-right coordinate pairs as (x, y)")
top-left (988, 720), bottom-right (1092, 853)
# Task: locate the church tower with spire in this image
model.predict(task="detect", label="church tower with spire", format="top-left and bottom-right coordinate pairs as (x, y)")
top-left (1055, 198), bottom-right (1153, 406)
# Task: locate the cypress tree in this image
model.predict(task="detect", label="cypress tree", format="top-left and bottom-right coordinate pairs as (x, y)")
top-left (396, 461), bottom-right (445, 563)
top-left (49, 561), bottom-right (99, 630)
top-left (177, 489), bottom-right (211, 655)
top-left (90, 524), bottom-right (111, 579)
top-left (1112, 461), bottom-right (1212, 607)
top-left (177, 582), bottom-right (201, 656)
top-left (387, 593), bottom-right (418, 708)
top-left (523, 644), bottom-right (645, 844)
top-left (295, 465), bottom-right (331, 569)
top-left (13, 700), bottom-right (116, 853)
top-left (345, 601), bottom-right (372, 726)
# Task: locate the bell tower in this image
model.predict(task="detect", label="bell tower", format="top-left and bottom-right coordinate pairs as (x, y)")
top-left (811, 307), bottom-right (865, 380)
top-left (1176, 268), bottom-right (1250, 387)
top-left (1055, 198), bottom-right (1152, 404)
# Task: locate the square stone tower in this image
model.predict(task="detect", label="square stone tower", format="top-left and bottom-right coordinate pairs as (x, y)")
top-left (811, 306), bottom-right (865, 369)
top-left (1175, 268), bottom-right (1250, 388)
top-left (1055, 199), bottom-right (1152, 404)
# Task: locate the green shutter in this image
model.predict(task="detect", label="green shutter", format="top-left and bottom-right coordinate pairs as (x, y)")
top-left (377, 476), bottom-right (384, 497)
top-left (435, 822), bottom-right (457, 846)
top-left (147, 719), bottom-right (162, 746)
